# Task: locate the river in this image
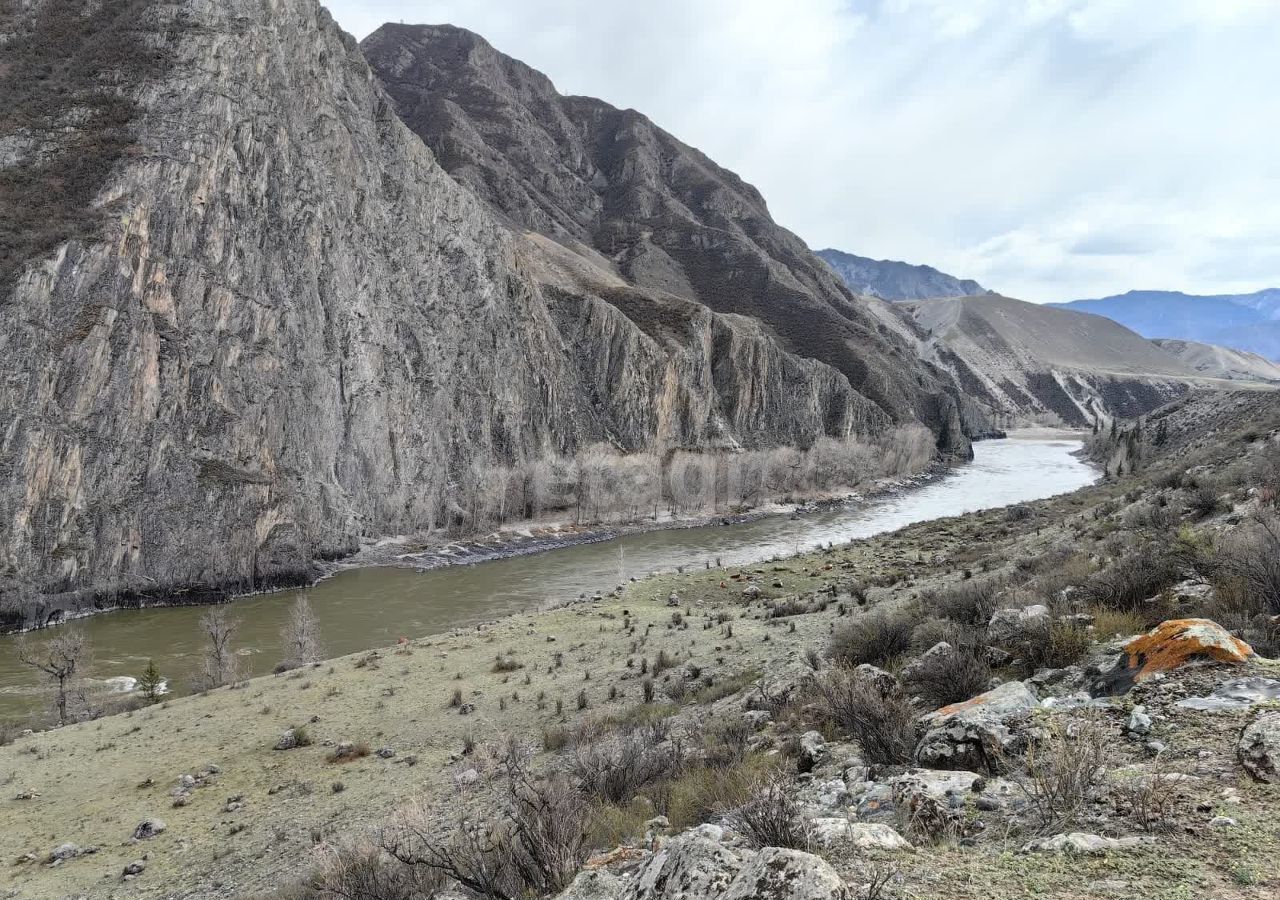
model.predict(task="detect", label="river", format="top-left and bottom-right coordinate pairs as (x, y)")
top-left (0, 433), bottom-right (1095, 718)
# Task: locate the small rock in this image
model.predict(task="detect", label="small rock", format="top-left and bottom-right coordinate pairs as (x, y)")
top-left (1238, 711), bottom-right (1280, 782)
top-left (122, 859), bottom-right (146, 877)
top-left (273, 729), bottom-right (303, 751)
top-left (376, 747), bottom-right (395, 759)
top-left (1209, 816), bottom-right (1238, 827)
top-left (132, 819), bottom-right (166, 841)
top-left (1127, 705), bottom-right (1153, 737)
top-left (47, 843), bottom-right (81, 863)
top-left (455, 768), bottom-right (480, 786)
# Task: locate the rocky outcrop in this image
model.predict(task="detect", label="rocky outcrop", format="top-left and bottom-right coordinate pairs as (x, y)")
top-left (570, 832), bottom-right (853, 900)
top-left (360, 24), bottom-right (981, 457)
top-left (1119, 619), bottom-right (1254, 685)
top-left (0, 1), bottom-right (968, 623)
top-left (916, 681), bottom-right (1040, 771)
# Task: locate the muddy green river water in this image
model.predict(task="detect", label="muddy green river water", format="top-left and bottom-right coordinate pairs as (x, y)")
top-left (0, 434), bottom-right (1095, 717)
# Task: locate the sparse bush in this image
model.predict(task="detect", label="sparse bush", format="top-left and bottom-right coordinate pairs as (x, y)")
top-left (1185, 482), bottom-right (1224, 520)
top-left (282, 840), bottom-right (445, 900)
top-left (1015, 716), bottom-right (1109, 832)
top-left (1091, 608), bottom-right (1147, 640)
top-left (571, 727), bottom-right (681, 804)
top-left (921, 576), bottom-right (1006, 626)
top-left (807, 668), bottom-right (917, 765)
top-left (904, 644), bottom-right (991, 707)
top-left (726, 775), bottom-right (810, 850)
top-left (828, 608), bottom-right (914, 668)
top-left (1016, 620), bottom-right (1094, 671)
top-left (1214, 514), bottom-right (1280, 617)
top-left (1076, 546), bottom-right (1180, 612)
top-left (380, 752), bottom-right (590, 899)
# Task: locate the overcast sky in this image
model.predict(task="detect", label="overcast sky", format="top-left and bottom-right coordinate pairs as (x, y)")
top-left (328, 1), bottom-right (1280, 302)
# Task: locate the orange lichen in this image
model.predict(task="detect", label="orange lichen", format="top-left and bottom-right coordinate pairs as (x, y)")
top-left (1123, 618), bottom-right (1254, 682)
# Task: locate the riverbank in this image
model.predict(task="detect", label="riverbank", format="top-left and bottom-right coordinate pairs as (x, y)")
top-left (0, 436), bottom-right (1093, 720)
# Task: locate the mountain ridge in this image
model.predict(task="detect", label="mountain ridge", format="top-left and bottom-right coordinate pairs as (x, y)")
top-left (817, 247), bottom-right (986, 300)
top-left (1052, 288), bottom-right (1280, 360)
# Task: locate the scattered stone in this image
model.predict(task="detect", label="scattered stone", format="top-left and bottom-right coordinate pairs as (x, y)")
top-left (1238, 711), bottom-right (1280, 782)
top-left (132, 819), bottom-right (166, 841)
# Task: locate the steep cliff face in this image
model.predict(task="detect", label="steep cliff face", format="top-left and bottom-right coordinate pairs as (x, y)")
top-left (0, 0), bottom-right (911, 623)
top-left (360, 23), bottom-right (978, 455)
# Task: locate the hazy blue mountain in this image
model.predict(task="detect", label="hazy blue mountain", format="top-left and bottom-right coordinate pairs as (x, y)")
top-left (817, 248), bottom-right (985, 301)
top-left (1051, 289), bottom-right (1280, 360)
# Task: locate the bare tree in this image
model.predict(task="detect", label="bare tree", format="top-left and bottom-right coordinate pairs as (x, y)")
top-left (279, 594), bottom-right (322, 670)
top-left (197, 607), bottom-right (239, 689)
top-left (18, 629), bottom-right (90, 725)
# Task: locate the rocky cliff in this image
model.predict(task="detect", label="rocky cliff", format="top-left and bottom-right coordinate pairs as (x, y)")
top-left (817, 248), bottom-right (986, 301)
top-left (0, 2), bottom-right (973, 625)
top-left (360, 23), bottom-right (980, 455)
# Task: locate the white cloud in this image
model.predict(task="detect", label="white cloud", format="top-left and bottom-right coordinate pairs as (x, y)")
top-left (327, 0), bottom-right (1280, 301)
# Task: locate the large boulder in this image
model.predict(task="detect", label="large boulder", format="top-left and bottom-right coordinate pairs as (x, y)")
top-left (610, 831), bottom-right (852, 900)
top-left (988, 605), bottom-right (1051, 645)
top-left (719, 847), bottom-right (853, 900)
top-left (915, 681), bottom-right (1039, 771)
top-left (1239, 711), bottom-right (1280, 783)
top-left (559, 870), bottom-right (626, 900)
top-left (1098, 619), bottom-right (1254, 693)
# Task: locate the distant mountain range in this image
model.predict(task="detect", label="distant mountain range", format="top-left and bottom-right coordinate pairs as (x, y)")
top-left (817, 248), bottom-right (986, 301)
top-left (1052, 289), bottom-right (1280, 361)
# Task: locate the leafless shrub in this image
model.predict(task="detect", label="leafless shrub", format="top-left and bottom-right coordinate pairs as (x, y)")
top-left (1110, 756), bottom-right (1182, 832)
top-left (289, 840), bottom-right (445, 900)
top-left (1014, 716), bottom-right (1109, 832)
top-left (381, 753), bottom-right (590, 900)
top-left (1214, 513), bottom-right (1280, 616)
top-left (904, 644), bottom-right (991, 707)
top-left (571, 726), bottom-right (681, 804)
top-left (807, 668), bottom-right (917, 765)
top-left (829, 608), bottom-right (915, 668)
top-left (726, 775), bottom-right (810, 850)
top-left (1075, 546), bottom-right (1181, 612)
top-left (920, 576), bottom-right (1007, 626)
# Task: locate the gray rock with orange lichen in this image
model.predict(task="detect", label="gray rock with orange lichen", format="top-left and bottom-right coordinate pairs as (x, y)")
top-left (915, 681), bottom-right (1039, 771)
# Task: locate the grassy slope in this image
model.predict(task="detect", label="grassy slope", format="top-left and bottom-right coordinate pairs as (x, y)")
top-left (4, 393), bottom-right (1280, 899)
